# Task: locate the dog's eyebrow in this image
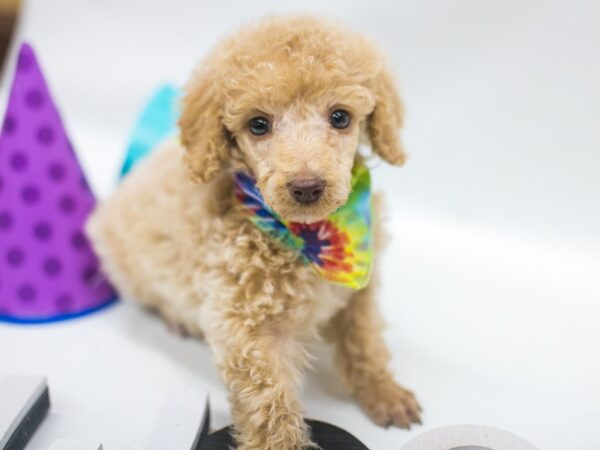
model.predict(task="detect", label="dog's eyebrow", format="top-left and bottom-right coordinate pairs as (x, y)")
top-left (324, 86), bottom-right (375, 114)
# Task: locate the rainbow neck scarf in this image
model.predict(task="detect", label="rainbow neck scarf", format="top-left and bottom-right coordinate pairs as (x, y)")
top-left (233, 164), bottom-right (373, 289)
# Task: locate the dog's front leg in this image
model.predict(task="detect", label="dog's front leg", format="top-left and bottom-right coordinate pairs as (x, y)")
top-left (209, 308), bottom-right (316, 450)
top-left (325, 281), bottom-right (422, 429)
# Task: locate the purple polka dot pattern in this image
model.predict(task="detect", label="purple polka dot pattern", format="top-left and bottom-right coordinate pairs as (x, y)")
top-left (37, 125), bottom-right (54, 145)
top-left (18, 284), bottom-right (37, 302)
top-left (25, 89), bottom-right (44, 109)
top-left (21, 185), bottom-right (40, 204)
top-left (58, 195), bottom-right (76, 213)
top-left (48, 162), bottom-right (66, 181)
top-left (33, 221), bottom-right (52, 240)
top-left (81, 265), bottom-right (97, 284)
top-left (70, 230), bottom-right (87, 249)
top-left (10, 151), bottom-right (28, 171)
top-left (0, 43), bottom-right (116, 323)
top-left (7, 247), bottom-right (25, 267)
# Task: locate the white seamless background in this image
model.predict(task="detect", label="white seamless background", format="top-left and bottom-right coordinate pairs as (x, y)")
top-left (0, 1), bottom-right (599, 449)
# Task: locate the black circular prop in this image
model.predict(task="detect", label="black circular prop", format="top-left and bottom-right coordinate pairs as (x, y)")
top-left (200, 419), bottom-right (369, 449)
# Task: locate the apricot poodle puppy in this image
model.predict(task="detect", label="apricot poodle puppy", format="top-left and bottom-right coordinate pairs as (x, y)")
top-left (88, 15), bottom-right (420, 450)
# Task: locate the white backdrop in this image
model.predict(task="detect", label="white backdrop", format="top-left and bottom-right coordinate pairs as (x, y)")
top-left (1, 1), bottom-right (599, 449)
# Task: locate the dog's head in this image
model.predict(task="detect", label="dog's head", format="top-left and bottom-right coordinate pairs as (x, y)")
top-left (179, 15), bottom-right (406, 223)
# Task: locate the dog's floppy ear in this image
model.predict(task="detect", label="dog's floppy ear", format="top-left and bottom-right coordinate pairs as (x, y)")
top-left (179, 66), bottom-right (231, 182)
top-left (367, 66), bottom-right (407, 166)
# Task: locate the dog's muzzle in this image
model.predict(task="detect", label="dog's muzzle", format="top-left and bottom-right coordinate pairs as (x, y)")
top-left (287, 177), bottom-right (325, 204)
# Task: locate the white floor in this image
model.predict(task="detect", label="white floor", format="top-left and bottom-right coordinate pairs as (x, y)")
top-left (1, 1), bottom-right (599, 449)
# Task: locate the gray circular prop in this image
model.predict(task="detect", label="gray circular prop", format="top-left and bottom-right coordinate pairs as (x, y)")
top-left (400, 425), bottom-right (538, 450)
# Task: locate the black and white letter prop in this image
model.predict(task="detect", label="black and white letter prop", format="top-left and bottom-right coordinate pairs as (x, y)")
top-left (0, 375), bottom-right (50, 450)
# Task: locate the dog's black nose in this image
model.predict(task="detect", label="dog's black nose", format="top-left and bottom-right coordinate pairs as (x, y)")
top-left (288, 177), bottom-right (325, 204)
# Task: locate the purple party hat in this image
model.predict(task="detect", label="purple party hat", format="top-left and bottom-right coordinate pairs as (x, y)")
top-left (0, 43), bottom-right (116, 323)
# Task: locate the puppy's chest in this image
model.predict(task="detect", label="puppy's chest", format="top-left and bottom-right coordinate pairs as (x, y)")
top-left (308, 273), bottom-right (354, 326)
top-left (201, 208), bottom-right (355, 325)
top-left (279, 256), bottom-right (353, 327)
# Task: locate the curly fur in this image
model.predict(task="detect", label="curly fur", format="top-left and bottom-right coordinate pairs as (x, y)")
top-left (87, 15), bottom-right (419, 450)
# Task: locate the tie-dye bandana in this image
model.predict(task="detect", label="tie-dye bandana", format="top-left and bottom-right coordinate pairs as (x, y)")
top-left (233, 164), bottom-right (373, 289)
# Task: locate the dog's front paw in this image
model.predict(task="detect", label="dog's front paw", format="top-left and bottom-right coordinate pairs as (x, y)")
top-left (356, 379), bottom-right (422, 429)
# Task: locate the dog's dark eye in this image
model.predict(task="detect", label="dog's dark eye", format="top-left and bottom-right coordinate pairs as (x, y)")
top-left (329, 110), bottom-right (351, 129)
top-left (249, 116), bottom-right (270, 136)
